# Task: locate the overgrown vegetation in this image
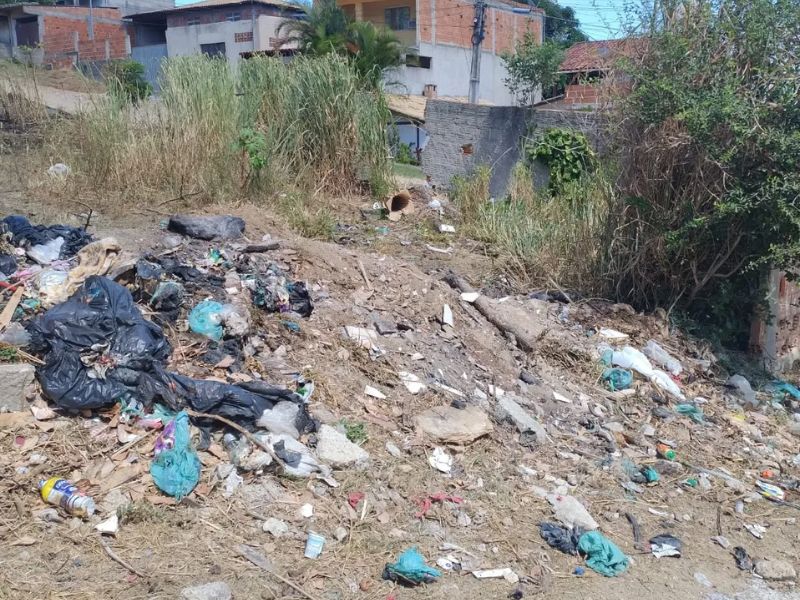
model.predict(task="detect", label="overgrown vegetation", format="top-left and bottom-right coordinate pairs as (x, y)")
top-left (105, 59), bottom-right (152, 104)
top-left (47, 54), bottom-right (391, 211)
top-left (526, 128), bottom-right (596, 193)
top-left (607, 0), bottom-right (800, 345)
top-left (454, 164), bottom-right (610, 289)
top-left (502, 38), bottom-right (564, 105)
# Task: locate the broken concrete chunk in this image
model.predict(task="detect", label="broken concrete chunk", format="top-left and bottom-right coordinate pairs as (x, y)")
top-left (398, 371), bottom-right (427, 394)
top-left (315, 424), bottom-right (369, 468)
top-left (755, 559), bottom-right (797, 581)
top-left (442, 304), bottom-right (454, 327)
top-left (415, 405), bottom-right (493, 444)
top-left (364, 385), bottom-right (387, 400)
top-left (262, 517), bottom-right (289, 538)
top-left (494, 395), bottom-right (546, 444)
top-left (168, 215), bottom-right (245, 241)
top-left (372, 316), bottom-right (397, 335)
top-left (180, 581), bottom-right (233, 600)
top-left (0, 363), bottom-right (35, 412)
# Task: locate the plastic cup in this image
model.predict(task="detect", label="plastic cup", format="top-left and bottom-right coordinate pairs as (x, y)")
top-left (304, 532), bottom-right (325, 559)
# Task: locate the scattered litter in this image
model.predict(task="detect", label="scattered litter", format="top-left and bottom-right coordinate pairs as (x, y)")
top-left (598, 328), bottom-right (628, 340)
top-left (436, 555), bottom-right (460, 571)
top-left (383, 547), bottom-right (441, 585)
top-left (744, 523), bottom-right (766, 539)
top-left (150, 412), bottom-right (201, 500)
top-left (364, 385), bottom-right (387, 400)
top-left (726, 374), bottom-right (757, 408)
top-left (47, 163), bottom-right (71, 178)
top-left (553, 391), bottom-right (572, 403)
top-left (460, 292), bottom-right (480, 303)
top-left (643, 340), bottom-right (682, 375)
top-left (755, 480), bottom-right (785, 502)
top-left (428, 447), bottom-right (453, 474)
top-left (734, 546), bottom-right (754, 571)
top-left (39, 477), bottom-right (95, 517)
top-left (438, 224), bottom-right (456, 234)
top-left (539, 522), bottom-right (582, 555)
top-left (675, 403), bottom-right (704, 424)
top-left (344, 326), bottom-right (379, 350)
top-left (649, 534), bottom-right (682, 558)
top-left (399, 371), bottom-right (427, 394)
top-left (414, 492), bottom-right (463, 518)
top-left (694, 572), bottom-right (713, 588)
top-left (299, 503), bottom-right (314, 518)
top-left (441, 304), bottom-right (454, 326)
top-left (711, 535), bottom-right (730, 549)
top-left (304, 532), bottom-right (325, 559)
top-left (95, 514), bottom-right (119, 536)
top-left (472, 568), bottom-right (519, 583)
top-left (547, 493), bottom-right (599, 531)
top-left (578, 531), bottom-right (629, 576)
top-left (189, 300), bottom-right (226, 341)
top-left (601, 368), bottom-right (632, 391)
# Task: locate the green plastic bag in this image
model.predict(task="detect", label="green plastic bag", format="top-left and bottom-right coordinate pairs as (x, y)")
top-left (578, 531), bottom-right (629, 576)
top-left (150, 411), bottom-right (201, 500)
top-left (602, 368), bottom-right (633, 391)
top-left (383, 547), bottom-right (441, 585)
top-left (675, 403), bottom-right (704, 424)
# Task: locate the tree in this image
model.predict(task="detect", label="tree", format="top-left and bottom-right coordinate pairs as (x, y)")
top-left (532, 0), bottom-right (588, 46)
top-left (608, 0), bottom-right (800, 345)
top-left (502, 38), bottom-right (564, 104)
top-left (278, 0), bottom-right (404, 88)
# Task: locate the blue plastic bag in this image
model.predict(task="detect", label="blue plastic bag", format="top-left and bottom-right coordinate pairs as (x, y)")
top-left (150, 411), bottom-right (201, 500)
top-left (601, 368), bottom-right (633, 391)
top-left (383, 547), bottom-right (441, 585)
top-left (188, 300), bottom-right (224, 341)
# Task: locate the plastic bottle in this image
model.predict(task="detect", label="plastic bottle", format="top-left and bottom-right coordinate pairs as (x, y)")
top-left (39, 478), bottom-right (96, 517)
top-left (656, 443), bottom-right (676, 461)
top-left (643, 340), bottom-right (683, 376)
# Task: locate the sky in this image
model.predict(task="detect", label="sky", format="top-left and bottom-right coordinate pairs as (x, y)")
top-left (567, 0), bottom-right (628, 40)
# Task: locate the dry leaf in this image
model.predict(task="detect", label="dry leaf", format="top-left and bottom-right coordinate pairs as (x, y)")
top-left (207, 443), bottom-right (227, 460)
top-left (30, 401), bottom-right (56, 421)
top-left (0, 413), bottom-right (33, 428)
top-left (214, 355), bottom-right (235, 369)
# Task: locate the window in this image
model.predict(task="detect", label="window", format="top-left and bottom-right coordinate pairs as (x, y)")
top-left (226, 11), bottom-right (241, 22)
top-left (406, 54), bottom-right (431, 69)
top-left (200, 42), bottom-right (226, 57)
top-left (186, 17), bottom-right (200, 25)
top-left (384, 6), bottom-right (413, 31)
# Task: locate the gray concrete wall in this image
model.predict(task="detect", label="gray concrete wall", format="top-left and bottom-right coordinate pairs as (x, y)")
top-left (421, 100), bottom-right (606, 196)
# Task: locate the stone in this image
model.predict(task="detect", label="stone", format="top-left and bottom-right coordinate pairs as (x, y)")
top-left (385, 441), bottom-right (402, 457)
top-left (414, 405), bottom-right (493, 444)
top-left (372, 314), bottom-right (397, 335)
top-left (495, 395), bottom-right (547, 443)
top-left (0, 363), bottom-right (35, 412)
top-left (334, 526), bottom-right (348, 541)
top-left (754, 560), bottom-right (797, 581)
top-left (315, 424), bottom-right (369, 468)
top-left (602, 421), bottom-right (624, 433)
top-left (262, 518), bottom-right (289, 538)
top-left (180, 581), bottom-right (232, 600)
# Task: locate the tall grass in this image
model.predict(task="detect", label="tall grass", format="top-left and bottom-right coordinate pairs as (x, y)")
top-left (454, 164), bottom-right (611, 291)
top-left (48, 54), bottom-right (391, 205)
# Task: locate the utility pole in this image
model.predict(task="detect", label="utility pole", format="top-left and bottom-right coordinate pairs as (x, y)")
top-left (468, 0), bottom-right (486, 104)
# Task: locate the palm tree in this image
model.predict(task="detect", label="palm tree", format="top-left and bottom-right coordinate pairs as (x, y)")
top-left (277, 0), bottom-right (349, 55)
top-left (279, 0), bottom-right (406, 88)
top-left (346, 21), bottom-right (404, 88)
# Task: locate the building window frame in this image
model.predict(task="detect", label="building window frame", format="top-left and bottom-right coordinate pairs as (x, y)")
top-left (200, 42), bottom-right (226, 57)
top-left (226, 11), bottom-right (242, 22)
top-left (406, 54), bottom-right (431, 68)
top-left (384, 6), bottom-right (414, 31)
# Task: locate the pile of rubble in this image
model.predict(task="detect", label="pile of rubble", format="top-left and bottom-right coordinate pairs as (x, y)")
top-left (1, 212), bottom-right (800, 599)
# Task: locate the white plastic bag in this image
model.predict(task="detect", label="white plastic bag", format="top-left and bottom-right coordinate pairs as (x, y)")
top-left (611, 346), bottom-right (654, 377)
top-left (28, 237), bottom-right (64, 265)
top-left (643, 340), bottom-right (682, 376)
top-left (650, 369), bottom-right (684, 400)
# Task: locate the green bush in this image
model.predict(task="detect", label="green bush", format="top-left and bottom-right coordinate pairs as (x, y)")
top-left (394, 142), bottom-right (414, 165)
top-left (607, 0), bottom-right (800, 344)
top-left (526, 128), bottom-right (596, 193)
top-left (105, 59), bottom-right (151, 104)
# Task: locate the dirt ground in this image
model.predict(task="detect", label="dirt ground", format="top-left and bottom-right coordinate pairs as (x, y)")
top-left (1, 130), bottom-right (799, 600)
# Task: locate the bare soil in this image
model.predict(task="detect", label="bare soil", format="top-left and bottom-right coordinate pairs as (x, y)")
top-left (0, 135), bottom-right (799, 600)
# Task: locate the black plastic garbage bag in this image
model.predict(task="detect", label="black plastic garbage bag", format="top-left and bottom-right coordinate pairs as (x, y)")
top-left (28, 276), bottom-right (174, 410)
top-left (168, 215), bottom-right (245, 241)
top-left (539, 522), bottom-right (584, 555)
top-left (252, 265), bottom-right (313, 318)
top-left (0, 254), bottom-right (17, 276)
top-left (29, 277), bottom-right (312, 432)
top-left (2, 215), bottom-right (92, 259)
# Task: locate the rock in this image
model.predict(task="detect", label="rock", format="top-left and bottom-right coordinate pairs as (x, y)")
top-left (385, 441), bottom-right (402, 457)
top-left (168, 215), bottom-right (245, 241)
top-left (372, 315), bottom-right (397, 335)
top-left (315, 424), bottom-right (369, 468)
top-left (334, 526), bottom-right (348, 541)
top-left (602, 421), bottom-right (624, 433)
top-left (789, 422), bottom-right (800, 438)
top-left (519, 370), bottom-right (539, 385)
top-left (262, 518), bottom-right (289, 538)
top-left (0, 363), bottom-right (35, 412)
top-left (180, 581), bottom-right (232, 600)
top-left (755, 560), bottom-right (797, 581)
top-left (414, 405), bottom-right (493, 444)
top-left (495, 395), bottom-right (547, 443)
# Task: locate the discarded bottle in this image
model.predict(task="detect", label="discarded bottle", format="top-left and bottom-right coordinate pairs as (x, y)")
top-left (304, 532), bottom-right (325, 559)
top-left (39, 477), bottom-right (96, 517)
top-left (656, 443), bottom-right (676, 461)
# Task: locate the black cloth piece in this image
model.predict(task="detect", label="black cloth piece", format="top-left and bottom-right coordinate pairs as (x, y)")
top-left (2, 215), bottom-right (92, 258)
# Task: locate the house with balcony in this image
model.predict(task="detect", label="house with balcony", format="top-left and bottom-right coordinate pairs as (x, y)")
top-left (338, 0), bottom-right (544, 105)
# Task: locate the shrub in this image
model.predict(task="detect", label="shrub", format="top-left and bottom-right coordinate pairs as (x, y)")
top-left (526, 128), bottom-right (596, 193)
top-left (105, 59), bottom-right (152, 104)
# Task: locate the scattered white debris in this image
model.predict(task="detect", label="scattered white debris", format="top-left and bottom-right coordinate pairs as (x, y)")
top-left (442, 304), bottom-right (454, 327)
top-left (47, 163), bottom-right (71, 178)
top-left (299, 503), bottom-right (314, 518)
top-left (262, 517), bottom-right (289, 538)
top-left (460, 292), bottom-right (480, 303)
top-left (344, 326), bottom-right (379, 350)
top-left (472, 567), bottom-right (519, 583)
top-left (398, 371), bottom-right (427, 394)
top-left (95, 514), bottom-right (119, 535)
top-left (385, 441), bottom-right (402, 457)
top-left (439, 224), bottom-right (456, 233)
top-left (553, 391), bottom-right (572, 403)
top-left (428, 447), bottom-right (453, 474)
top-left (425, 244), bottom-right (453, 254)
top-left (745, 523), bottom-right (766, 539)
top-left (599, 328), bottom-right (628, 340)
top-left (364, 385), bottom-right (387, 400)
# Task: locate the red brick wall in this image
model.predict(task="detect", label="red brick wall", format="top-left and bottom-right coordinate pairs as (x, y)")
top-left (416, 0), bottom-right (541, 51)
top-left (564, 83), bottom-right (600, 104)
top-left (37, 8), bottom-right (126, 68)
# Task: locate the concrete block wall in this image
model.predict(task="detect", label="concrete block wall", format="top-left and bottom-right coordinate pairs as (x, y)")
top-left (421, 99), bottom-right (606, 196)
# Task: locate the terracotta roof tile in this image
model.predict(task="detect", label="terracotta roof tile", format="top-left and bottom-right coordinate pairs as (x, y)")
top-left (559, 38), bottom-right (645, 73)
